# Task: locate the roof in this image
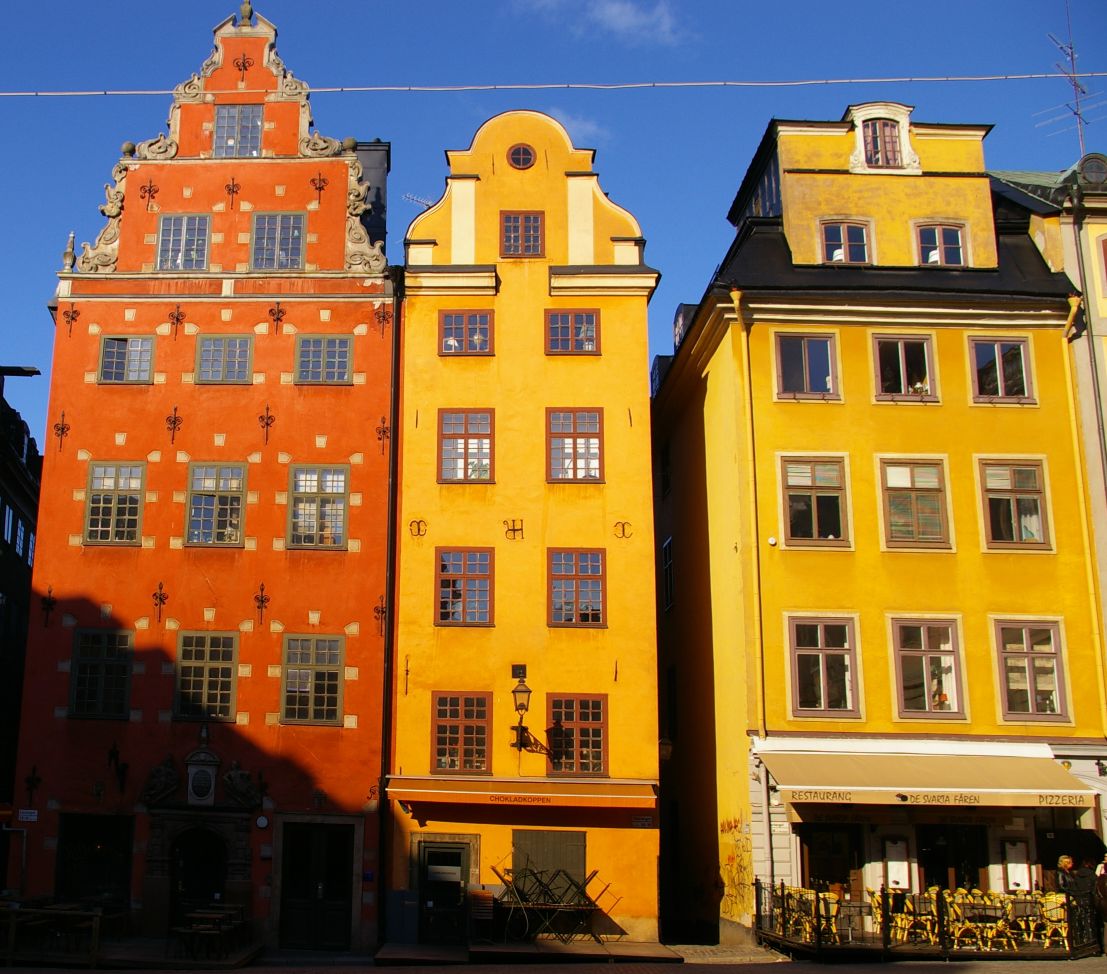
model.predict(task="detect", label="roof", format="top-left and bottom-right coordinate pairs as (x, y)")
top-left (713, 218), bottom-right (1073, 301)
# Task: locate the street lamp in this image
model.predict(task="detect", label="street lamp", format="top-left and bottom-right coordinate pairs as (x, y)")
top-left (510, 677), bottom-right (548, 754)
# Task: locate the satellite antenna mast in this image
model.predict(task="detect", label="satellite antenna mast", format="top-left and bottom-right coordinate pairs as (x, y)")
top-left (1048, 0), bottom-right (1086, 156)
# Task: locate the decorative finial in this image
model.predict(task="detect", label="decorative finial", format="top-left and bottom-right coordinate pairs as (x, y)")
top-left (238, 1), bottom-right (253, 25)
top-left (62, 232), bottom-right (76, 272)
top-left (121, 141), bottom-right (136, 158)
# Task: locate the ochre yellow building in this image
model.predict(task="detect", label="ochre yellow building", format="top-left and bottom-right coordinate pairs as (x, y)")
top-left (653, 103), bottom-right (1103, 943)
top-left (386, 111), bottom-right (660, 944)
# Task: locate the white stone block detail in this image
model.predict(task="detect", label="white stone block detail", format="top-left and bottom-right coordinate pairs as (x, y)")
top-left (238, 664), bottom-right (252, 677)
top-left (155, 323), bottom-right (171, 336)
top-left (315, 435), bottom-right (327, 448)
top-left (275, 492), bottom-right (287, 504)
top-left (169, 537), bottom-right (183, 549)
top-left (265, 713), bottom-right (279, 725)
top-left (114, 432), bottom-right (126, 445)
top-left (154, 373), bottom-right (167, 384)
top-left (273, 538), bottom-right (285, 550)
top-left (343, 715), bottom-right (358, 729)
top-left (100, 604), bottom-right (112, 618)
top-left (348, 539), bottom-right (361, 552)
top-left (176, 452), bottom-right (190, 463)
top-left (277, 453), bottom-right (292, 464)
top-left (213, 433), bottom-right (226, 447)
top-left (349, 493), bottom-right (361, 506)
top-left (344, 666), bottom-right (358, 680)
top-left (68, 535), bottom-right (82, 547)
top-left (172, 491), bottom-right (186, 503)
top-left (269, 620), bottom-right (284, 633)
top-left (135, 617), bottom-right (150, 630)
top-left (239, 620), bottom-right (255, 632)
top-left (344, 623), bottom-right (360, 636)
top-left (203, 608), bottom-right (216, 622)
top-left (245, 537), bottom-right (257, 550)
top-left (236, 713), bottom-right (250, 725)
top-left (141, 537), bottom-right (155, 549)
top-left (353, 323), bottom-right (368, 336)
top-left (184, 323), bottom-right (199, 336)
top-left (308, 611), bottom-right (321, 625)
top-left (319, 309), bottom-right (331, 321)
top-left (349, 453), bottom-right (364, 465)
top-left (72, 489), bottom-right (86, 501)
top-left (147, 451), bottom-right (161, 463)
top-left (221, 309), bottom-right (233, 321)
top-left (267, 665), bottom-right (282, 678)
top-left (124, 308), bottom-right (136, 321)
top-left (182, 372), bottom-right (195, 384)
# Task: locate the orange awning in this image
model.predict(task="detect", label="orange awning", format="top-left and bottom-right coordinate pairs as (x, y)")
top-left (386, 775), bottom-right (657, 809)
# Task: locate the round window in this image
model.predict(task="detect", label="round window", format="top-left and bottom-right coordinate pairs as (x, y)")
top-left (508, 144), bottom-right (536, 170)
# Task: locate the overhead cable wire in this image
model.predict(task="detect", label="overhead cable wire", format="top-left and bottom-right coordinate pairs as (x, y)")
top-left (0, 72), bottom-right (1106, 98)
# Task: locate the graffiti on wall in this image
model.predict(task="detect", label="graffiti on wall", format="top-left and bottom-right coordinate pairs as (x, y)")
top-left (718, 815), bottom-right (754, 920)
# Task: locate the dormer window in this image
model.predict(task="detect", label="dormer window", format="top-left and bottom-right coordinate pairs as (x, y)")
top-left (214, 104), bottom-right (263, 158)
top-left (822, 222), bottom-right (868, 264)
top-left (863, 119), bottom-right (901, 168)
top-left (918, 225), bottom-right (964, 266)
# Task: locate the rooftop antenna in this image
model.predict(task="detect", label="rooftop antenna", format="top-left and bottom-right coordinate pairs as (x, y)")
top-left (1047, 0), bottom-right (1087, 156)
top-left (402, 193), bottom-right (436, 210)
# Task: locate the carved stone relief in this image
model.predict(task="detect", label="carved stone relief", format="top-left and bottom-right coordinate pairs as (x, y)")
top-left (344, 156), bottom-right (386, 273)
top-left (76, 162), bottom-right (129, 274)
top-left (134, 133), bottom-right (179, 161)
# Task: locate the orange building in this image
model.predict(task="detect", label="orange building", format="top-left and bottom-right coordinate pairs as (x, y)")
top-left (12, 5), bottom-right (394, 951)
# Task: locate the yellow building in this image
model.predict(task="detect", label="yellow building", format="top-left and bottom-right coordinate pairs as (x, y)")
top-left (653, 103), bottom-right (1102, 943)
top-left (386, 111), bottom-right (660, 945)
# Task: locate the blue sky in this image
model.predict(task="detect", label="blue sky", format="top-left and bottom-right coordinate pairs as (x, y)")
top-left (0, 0), bottom-right (1102, 440)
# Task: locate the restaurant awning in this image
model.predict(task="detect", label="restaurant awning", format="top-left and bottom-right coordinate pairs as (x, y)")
top-left (761, 752), bottom-right (1095, 809)
top-left (386, 775), bottom-right (657, 809)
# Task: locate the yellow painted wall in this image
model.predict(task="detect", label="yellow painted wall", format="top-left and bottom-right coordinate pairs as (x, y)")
top-left (395, 111), bottom-right (659, 937)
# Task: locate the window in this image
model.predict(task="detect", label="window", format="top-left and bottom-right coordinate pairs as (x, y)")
top-left (440, 311), bottom-right (492, 355)
top-left (547, 409), bottom-right (602, 481)
top-left (875, 335), bottom-right (935, 399)
top-left (549, 549), bottom-right (605, 627)
top-left (508, 144), bottom-right (536, 170)
top-left (99, 337), bottom-right (153, 384)
top-left (14, 520), bottom-right (24, 558)
top-left (789, 617), bottom-right (859, 716)
top-left (863, 118), bottom-right (902, 167)
top-left (822, 222), bottom-right (868, 264)
top-left (85, 463), bottom-right (143, 544)
top-left (252, 213), bottom-right (305, 270)
top-left (548, 695), bottom-right (607, 774)
top-left (436, 548), bottom-right (493, 625)
top-left (70, 631), bottom-right (131, 719)
top-left (176, 633), bottom-right (236, 720)
top-left (971, 338), bottom-right (1033, 402)
top-left (438, 410), bottom-right (493, 482)
top-left (660, 442), bottom-right (672, 497)
top-left (197, 336), bottom-right (251, 383)
top-left (213, 104), bottom-right (263, 158)
top-left (432, 693), bottom-right (491, 773)
top-left (501, 211), bottom-right (544, 257)
top-left (157, 215), bottom-right (210, 270)
top-left (892, 620), bottom-right (963, 718)
top-left (661, 537), bottom-right (674, 610)
top-left (1, 504), bottom-right (10, 543)
top-left (27, 532), bottom-right (35, 567)
top-left (186, 464), bottom-right (245, 545)
top-left (546, 311), bottom-right (599, 354)
top-left (981, 460), bottom-right (1048, 549)
top-left (918, 225), bottom-right (964, 266)
top-left (777, 334), bottom-right (837, 398)
top-left (782, 457), bottom-right (848, 546)
top-left (997, 621), bottom-right (1066, 720)
top-left (289, 467), bottom-right (348, 548)
top-left (281, 636), bottom-right (343, 724)
top-left (295, 336), bottom-right (351, 384)
top-left (880, 460), bottom-right (949, 548)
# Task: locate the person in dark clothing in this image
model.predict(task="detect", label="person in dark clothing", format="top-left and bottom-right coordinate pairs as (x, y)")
top-left (1073, 857), bottom-right (1096, 895)
top-left (1057, 855), bottom-right (1078, 892)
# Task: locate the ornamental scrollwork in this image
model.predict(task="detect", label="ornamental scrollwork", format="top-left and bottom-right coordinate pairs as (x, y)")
top-left (173, 72), bottom-right (204, 103)
top-left (300, 131), bottom-right (342, 157)
top-left (134, 133), bottom-right (179, 160)
top-left (76, 165), bottom-right (129, 273)
top-left (344, 157), bottom-right (386, 273)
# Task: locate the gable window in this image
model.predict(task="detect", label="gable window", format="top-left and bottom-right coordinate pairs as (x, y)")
top-left (295, 336), bottom-right (351, 384)
top-left (777, 334), bottom-right (837, 398)
top-left (436, 548), bottom-right (493, 625)
top-left (439, 410), bottom-right (493, 482)
top-left (289, 466), bottom-right (348, 548)
top-left (880, 459), bottom-right (949, 548)
top-left (548, 695), bottom-right (607, 774)
top-left (548, 409), bottom-right (602, 481)
top-left (789, 617), bottom-right (859, 716)
top-left (176, 633), bottom-right (236, 720)
top-left (822, 222), bottom-right (868, 264)
top-left (70, 630), bottom-right (132, 719)
top-left (918, 225), bottom-right (964, 266)
top-left (198, 336), bottom-right (251, 383)
top-left (157, 215), bottom-right (210, 270)
top-left (252, 213), bottom-right (304, 270)
top-left (507, 144), bottom-right (536, 170)
top-left (501, 211), bottom-right (544, 257)
top-left (981, 460), bottom-right (1048, 549)
top-left (661, 537), bottom-right (674, 611)
top-left (875, 335), bottom-right (935, 399)
top-left (281, 635), bottom-right (343, 724)
top-left (440, 311), bottom-right (492, 355)
top-left (971, 338), bottom-right (1032, 402)
top-left (997, 621), bottom-right (1066, 720)
top-left (99, 337), bottom-right (153, 384)
top-left (213, 104), bottom-right (263, 158)
top-left (433, 693), bottom-right (491, 773)
top-left (782, 457), bottom-right (848, 546)
top-left (546, 311), bottom-right (599, 354)
top-left (892, 619), bottom-right (963, 718)
top-left (86, 463), bottom-right (143, 544)
top-left (186, 464), bottom-right (245, 545)
top-left (863, 118), bottom-right (902, 168)
top-left (549, 549), bottom-right (605, 627)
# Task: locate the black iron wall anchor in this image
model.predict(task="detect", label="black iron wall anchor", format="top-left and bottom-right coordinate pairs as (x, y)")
top-left (62, 303), bottom-right (80, 337)
top-left (259, 404), bottom-right (275, 445)
top-left (254, 583), bottom-right (270, 624)
top-left (166, 405), bottom-right (182, 444)
top-left (41, 586), bottom-right (57, 627)
top-left (310, 171), bottom-right (329, 205)
top-left (408, 519), bottom-right (427, 537)
top-left (375, 305), bottom-right (393, 337)
top-left (24, 765), bottom-right (41, 806)
top-left (168, 304), bottom-right (186, 338)
top-left (374, 594), bottom-right (387, 636)
top-left (375, 417), bottom-right (390, 454)
top-left (504, 519), bottom-right (524, 540)
top-left (53, 411), bottom-right (70, 451)
top-left (614, 520), bottom-right (633, 539)
top-left (233, 53), bottom-right (254, 82)
top-left (268, 301), bottom-right (286, 333)
top-left (152, 581), bottom-right (168, 622)
top-left (139, 178), bottom-right (159, 205)
top-left (226, 176), bottom-right (241, 210)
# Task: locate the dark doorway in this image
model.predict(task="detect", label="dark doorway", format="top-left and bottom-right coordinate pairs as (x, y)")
top-left (918, 823), bottom-right (989, 891)
top-left (798, 825), bottom-right (863, 897)
top-left (279, 823), bottom-right (353, 949)
top-left (170, 828), bottom-right (227, 920)
top-left (418, 842), bottom-right (469, 945)
top-left (55, 814), bottom-right (134, 904)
